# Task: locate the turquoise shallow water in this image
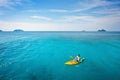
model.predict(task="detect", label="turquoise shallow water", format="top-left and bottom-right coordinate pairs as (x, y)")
top-left (0, 32), bottom-right (120, 80)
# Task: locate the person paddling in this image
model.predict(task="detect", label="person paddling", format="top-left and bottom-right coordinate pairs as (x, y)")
top-left (74, 54), bottom-right (81, 62)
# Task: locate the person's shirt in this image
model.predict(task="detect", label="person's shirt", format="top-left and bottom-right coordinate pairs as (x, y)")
top-left (75, 56), bottom-right (80, 61)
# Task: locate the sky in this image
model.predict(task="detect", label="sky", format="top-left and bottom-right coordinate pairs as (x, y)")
top-left (0, 0), bottom-right (120, 31)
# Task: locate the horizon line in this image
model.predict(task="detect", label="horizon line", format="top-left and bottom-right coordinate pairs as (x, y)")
top-left (0, 30), bottom-right (120, 32)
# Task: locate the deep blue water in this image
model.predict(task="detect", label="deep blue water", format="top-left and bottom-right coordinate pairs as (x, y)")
top-left (0, 32), bottom-right (120, 80)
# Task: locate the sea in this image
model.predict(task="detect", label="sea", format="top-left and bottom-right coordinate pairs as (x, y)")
top-left (0, 31), bottom-right (120, 80)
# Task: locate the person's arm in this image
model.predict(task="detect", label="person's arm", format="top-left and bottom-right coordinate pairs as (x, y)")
top-left (74, 56), bottom-right (78, 60)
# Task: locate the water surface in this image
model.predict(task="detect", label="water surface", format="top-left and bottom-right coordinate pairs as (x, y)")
top-left (0, 32), bottom-right (120, 80)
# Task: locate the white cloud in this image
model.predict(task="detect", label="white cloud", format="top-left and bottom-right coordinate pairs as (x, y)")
top-left (0, 0), bottom-right (22, 9)
top-left (23, 9), bottom-right (68, 13)
top-left (63, 16), bottom-right (96, 22)
top-left (0, 14), bottom-right (120, 31)
top-left (72, 0), bottom-right (120, 12)
top-left (23, 10), bottom-right (42, 13)
top-left (60, 14), bottom-right (120, 31)
top-left (71, 0), bottom-right (104, 12)
top-left (96, 15), bottom-right (120, 26)
top-left (92, 8), bottom-right (120, 15)
top-left (22, 0), bottom-right (120, 16)
top-left (63, 15), bottom-right (120, 23)
top-left (31, 16), bottom-right (52, 21)
top-left (0, 21), bottom-right (79, 31)
top-left (49, 9), bottom-right (68, 12)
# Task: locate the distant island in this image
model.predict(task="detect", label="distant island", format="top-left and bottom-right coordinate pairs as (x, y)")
top-left (97, 29), bottom-right (106, 32)
top-left (13, 29), bottom-right (24, 32)
top-left (0, 30), bottom-right (3, 32)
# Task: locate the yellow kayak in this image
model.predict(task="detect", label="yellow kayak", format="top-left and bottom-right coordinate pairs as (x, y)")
top-left (65, 58), bottom-right (85, 65)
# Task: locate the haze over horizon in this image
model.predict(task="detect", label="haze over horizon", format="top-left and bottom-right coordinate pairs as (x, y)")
top-left (0, 0), bottom-right (120, 31)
